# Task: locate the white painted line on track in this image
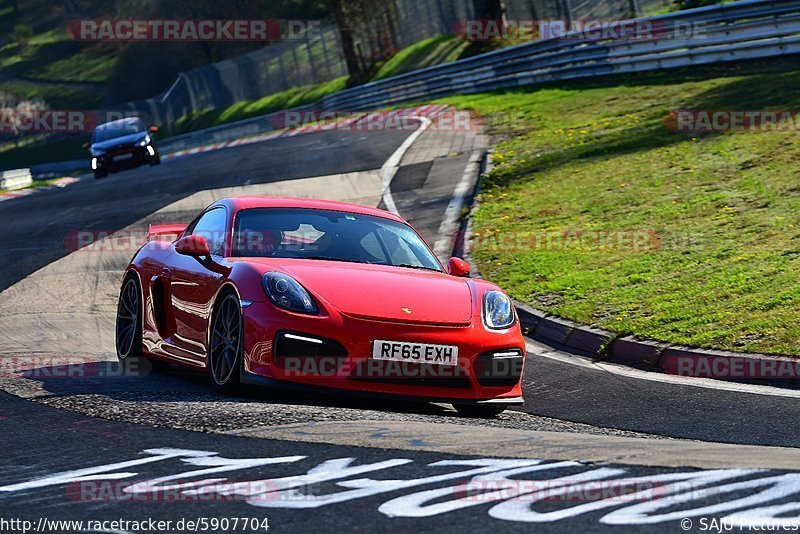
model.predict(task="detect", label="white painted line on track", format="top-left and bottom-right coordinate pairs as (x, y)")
top-left (433, 150), bottom-right (483, 258)
top-left (528, 340), bottom-right (800, 399)
top-left (380, 116), bottom-right (432, 215)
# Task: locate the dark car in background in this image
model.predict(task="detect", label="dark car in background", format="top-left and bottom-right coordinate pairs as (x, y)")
top-left (85, 117), bottom-right (160, 179)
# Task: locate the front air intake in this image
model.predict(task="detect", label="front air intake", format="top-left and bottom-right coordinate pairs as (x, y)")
top-left (474, 349), bottom-right (524, 387)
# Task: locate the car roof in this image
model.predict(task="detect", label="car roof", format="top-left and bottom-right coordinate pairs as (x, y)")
top-left (213, 196), bottom-right (406, 223)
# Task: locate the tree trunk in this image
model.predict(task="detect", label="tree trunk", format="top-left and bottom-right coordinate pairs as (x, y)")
top-left (472, 0), bottom-right (503, 19)
top-left (330, 0), bottom-right (363, 80)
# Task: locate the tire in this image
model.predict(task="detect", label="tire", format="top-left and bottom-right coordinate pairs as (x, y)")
top-left (94, 170), bottom-right (107, 179)
top-left (115, 274), bottom-right (170, 372)
top-left (116, 275), bottom-right (143, 362)
top-left (208, 290), bottom-right (243, 394)
top-left (149, 157), bottom-right (161, 166)
top-left (454, 403), bottom-right (507, 418)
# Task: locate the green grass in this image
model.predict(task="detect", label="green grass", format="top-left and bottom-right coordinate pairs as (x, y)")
top-left (172, 76), bottom-right (349, 134)
top-left (0, 81), bottom-right (102, 108)
top-left (438, 59), bottom-right (800, 356)
top-left (0, 28), bottom-right (117, 83)
top-left (373, 35), bottom-right (470, 80)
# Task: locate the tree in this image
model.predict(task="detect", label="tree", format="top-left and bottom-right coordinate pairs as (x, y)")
top-left (472, 0), bottom-right (503, 19)
top-left (330, 0), bottom-right (364, 81)
top-left (0, 92), bottom-right (18, 147)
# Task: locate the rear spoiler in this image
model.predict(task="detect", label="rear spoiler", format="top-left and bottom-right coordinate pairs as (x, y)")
top-left (148, 224), bottom-right (186, 241)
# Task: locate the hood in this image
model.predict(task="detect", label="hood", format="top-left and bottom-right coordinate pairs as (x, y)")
top-left (91, 131), bottom-right (148, 153)
top-left (245, 259), bottom-right (474, 325)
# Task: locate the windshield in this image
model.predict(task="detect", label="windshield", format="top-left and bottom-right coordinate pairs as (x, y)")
top-left (92, 118), bottom-right (145, 143)
top-left (233, 208), bottom-right (443, 271)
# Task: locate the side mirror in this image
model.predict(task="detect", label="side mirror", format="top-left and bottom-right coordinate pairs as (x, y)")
top-left (175, 234), bottom-right (210, 258)
top-left (447, 257), bottom-right (471, 277)
top-left (148, 124), bottom-right (159, 133)
top-left (82, 141), bottom-right (90, 149)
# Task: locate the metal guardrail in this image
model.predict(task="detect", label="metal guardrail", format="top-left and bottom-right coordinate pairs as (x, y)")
top-left (157, 0), bottom-right (800, 156)
top-left (0, 168), bottom-right (32, 190)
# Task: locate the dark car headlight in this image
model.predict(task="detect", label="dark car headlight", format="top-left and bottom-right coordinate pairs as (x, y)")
top-left (263, 272), bottom-right (318, 314)
top-left (483, 290), bottom-right (515, 329)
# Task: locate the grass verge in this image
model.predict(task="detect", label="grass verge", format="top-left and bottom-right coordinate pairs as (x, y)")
top-left (438, 57), bottom-right (800, 356)
top-left (0, 28), bottom-right (117, 83)
top-left (373, 35), bottom-right (470, 80)
top-left (172, 77), bottom-right (349, 135)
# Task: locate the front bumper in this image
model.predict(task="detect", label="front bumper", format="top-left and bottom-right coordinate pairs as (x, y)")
top-left (241, 301), bottom-right (525, 403)
top-left (94, 145), bottom-right (158, 172)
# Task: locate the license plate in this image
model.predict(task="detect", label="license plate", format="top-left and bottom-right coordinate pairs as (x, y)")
top-left (372, 340), bottom-right (458, 366)
top-left (113, 153), bottom-right (133, 161)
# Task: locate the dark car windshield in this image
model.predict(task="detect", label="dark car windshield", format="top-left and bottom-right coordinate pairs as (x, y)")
top-left (232, 208), bottom-right (443, 271)
top-left (92, 118), bottom-right (145, 143)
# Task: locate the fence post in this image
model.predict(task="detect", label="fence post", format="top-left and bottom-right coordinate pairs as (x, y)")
top-left (561, 0), bottom-right (572, 23)
top-left (277, 53), bottom-right (289, 92)
top-left (319, 26), bottom-right (333, 79)
top-left (305, 38), bottom-right (317, 84)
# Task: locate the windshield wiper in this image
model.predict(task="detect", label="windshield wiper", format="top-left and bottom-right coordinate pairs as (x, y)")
top-left (396, 264), bottom-right (442, 272)
top-left (304, 257), bottom-right (441, 272)
top-left (304, 256), bottom-right (365, 264)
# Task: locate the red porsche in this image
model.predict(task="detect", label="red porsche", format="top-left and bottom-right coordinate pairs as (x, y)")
top-left (116, 197), bottom-right (525, 417)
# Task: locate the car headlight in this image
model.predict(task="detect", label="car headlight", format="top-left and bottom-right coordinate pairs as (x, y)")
top-left (483, 290), bottom-right (515, 329)
top-left (138, 136), bottom-right (150, 146)
top-left (262, 272), bottom-right (318, 314)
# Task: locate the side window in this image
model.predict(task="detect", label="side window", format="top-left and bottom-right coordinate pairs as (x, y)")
top-left (191, 208), bottom-right (227, 257)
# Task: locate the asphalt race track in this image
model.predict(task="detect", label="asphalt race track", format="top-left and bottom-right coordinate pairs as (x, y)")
top-left (524, 341), bottom-right (800, 448)
top-left (4, 124), bottom-right (800, 532)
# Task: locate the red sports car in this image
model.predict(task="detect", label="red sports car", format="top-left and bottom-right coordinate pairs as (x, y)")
top-left (116, 197), bottom-right (525, 417)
